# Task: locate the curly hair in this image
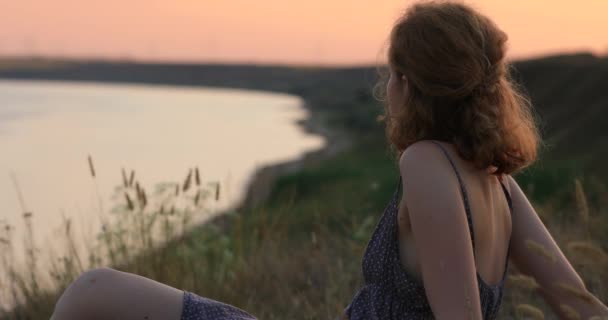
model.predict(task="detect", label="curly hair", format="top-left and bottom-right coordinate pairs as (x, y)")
top-left (375, 1), bottom-right (542, 175)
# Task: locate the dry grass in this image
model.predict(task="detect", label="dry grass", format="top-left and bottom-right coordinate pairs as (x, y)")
top-left (500, 178), bottom-right (608, 319)
top-left (524, 240), bottom-right (557, 264)
top-left (1, 150), bottom-right (607, 320)
top-left (508, 274), bottom-right (540, 291)
top-left (515, 304), bottom-right (545, 319)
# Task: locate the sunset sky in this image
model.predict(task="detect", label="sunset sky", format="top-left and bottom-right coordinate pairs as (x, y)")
top-left (2, 0), bottom-right (607, 65)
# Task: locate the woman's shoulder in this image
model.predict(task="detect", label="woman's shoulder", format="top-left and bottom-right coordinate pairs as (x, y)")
top-left (399, 139), bottom-right (455, 172)
top-left (401, 139), bottom-right (505, 178)
top-left (398, 140), bottom-right (463, 197)
top-left (400, 139), bottom-right (443, 158)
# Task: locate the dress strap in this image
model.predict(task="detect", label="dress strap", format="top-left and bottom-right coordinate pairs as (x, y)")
top-left (392, 174), bottom-right (403, 205)
top-left (397, 174), bottom-right (403, 195)
top-left (498, 178), bottom-right (513, 213)
top-left (429, 141), bottom-right (476, 253)
top-left (497, 175), bottom-right (514, 278)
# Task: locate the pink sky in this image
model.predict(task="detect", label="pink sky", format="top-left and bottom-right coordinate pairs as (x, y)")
top-left (1, 0), bottom-right (607, 65)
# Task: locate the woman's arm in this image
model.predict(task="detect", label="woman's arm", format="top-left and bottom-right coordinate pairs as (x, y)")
top-left (507, 175), bottom-right (608, 319)
top-left (400, 141), bottom-right (483, 320)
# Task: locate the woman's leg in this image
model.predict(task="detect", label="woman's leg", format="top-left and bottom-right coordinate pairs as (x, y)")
top-left (51, 267), bottom-right (184, 320)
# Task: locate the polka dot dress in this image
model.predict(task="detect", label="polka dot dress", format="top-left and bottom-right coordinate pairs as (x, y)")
top-left (180, 291), bottom-right (256, 320)
top-left (345, 141), bottom-right (513, 320)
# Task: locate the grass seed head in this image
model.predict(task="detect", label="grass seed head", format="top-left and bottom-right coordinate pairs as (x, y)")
top-left (515, 304), bottom-right (545, 320)
top-left (88, 155), bottom-right (96, 178)
top-left (567, 241), bottom-right (608, 265)
top-left (183, 169), bottom-right (192, 192)
top-left (128, 170), bottom-right (135, 187)
top-left (574, 179), bottom-right (589, 225)
top-left (121, 168), bottom-right (128, 188)
top-left (508, 274), bottom-right (540, 290)
top-left (125, 192), bottom-right (134, 211)
top-left (195, 167), bottom-right (201, 186)
top-left (559, 304), bottom-right (581, 320)
top-left (194, 190), bottom-right (201, 206)
top-left (525, 239), bottom-right (556, 263)
top-left (140, 188), bottom-right (147, 208)
top-left (555, 282), bottom-right (593, 303)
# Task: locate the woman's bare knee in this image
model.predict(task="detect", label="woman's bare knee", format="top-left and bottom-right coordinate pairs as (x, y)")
top-left (52, 267), bottom-right (184, 320)
top-left (53, 267), bottom-right (120, 320)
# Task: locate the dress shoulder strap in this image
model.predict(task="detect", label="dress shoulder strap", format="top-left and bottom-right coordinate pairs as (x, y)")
top-left (429, 141), bottom-right (477, 252)
top-left (497, 174), bottom-right (514, 273)
top-left (498, 178), bottom-right (513, 213)
top-left (397, 174), bottom-right (403, 195)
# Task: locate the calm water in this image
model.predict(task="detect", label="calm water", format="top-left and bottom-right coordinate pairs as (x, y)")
top-left (0, 79), bottom-right (325, 270)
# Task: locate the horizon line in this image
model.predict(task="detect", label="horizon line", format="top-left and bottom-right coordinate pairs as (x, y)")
top-left (0, 50), bottom-right (604, 69)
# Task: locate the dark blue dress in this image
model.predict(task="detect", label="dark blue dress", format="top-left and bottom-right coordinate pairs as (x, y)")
top-left (180, 291), bottom-right (256, 320)
top-left (345, 141), bottom-right (513, 319)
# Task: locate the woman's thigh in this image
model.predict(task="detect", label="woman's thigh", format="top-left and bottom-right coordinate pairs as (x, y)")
top-left (52, 267), bottom-right (184, 320)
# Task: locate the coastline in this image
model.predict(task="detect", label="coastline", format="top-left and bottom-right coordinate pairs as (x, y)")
top-left (0, 82), bottom-right (356, 318)
top-left (235, 102), bottom-right (352, 211)
top-left (0, 61), bottom-right (359, 241)
top-left (166, 94), bottom-right (353, 234)
top-left (0, 78), bottom-right (352, 312)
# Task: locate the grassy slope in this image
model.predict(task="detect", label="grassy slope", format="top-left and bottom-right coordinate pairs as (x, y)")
top-left (511, 53), bottom-right (608, 204)
top-left (1, 53), bottom-right (607, 319)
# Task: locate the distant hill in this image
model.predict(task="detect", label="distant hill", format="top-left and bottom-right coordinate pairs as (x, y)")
top-left (0, 57), bottom-right (387, 144)
top-left (513, 53), bottom-right (608, 179)
top-left (1, 53), bottom-right (607, 186)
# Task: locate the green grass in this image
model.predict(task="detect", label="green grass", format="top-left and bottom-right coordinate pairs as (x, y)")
top-left (1, 139), bottom-right (401, 319)
top-left (2, 136), bottom-right (607, 319)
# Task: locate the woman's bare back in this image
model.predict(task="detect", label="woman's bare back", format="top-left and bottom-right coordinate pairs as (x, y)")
top-left (396, 140), bottom-right (512, 286)
top-left (392, 139), bottom-right (608, 319)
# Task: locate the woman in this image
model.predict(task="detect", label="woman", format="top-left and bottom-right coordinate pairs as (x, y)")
top-left (342, 1), bottom-right (608, 319)
top-left (51, 1), bottom-right (608, 320)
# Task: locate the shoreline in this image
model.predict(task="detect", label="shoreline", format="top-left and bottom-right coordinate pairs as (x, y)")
top-left (0, 76), bottom-right (352, 214)
top-left (0, 77), bottom-right (353, 312)
top-left (205, 100), bottom-right (352, 232)
top-left (235, 102), bottom-right (352, 211)
top-left (0, 62), bottom-right (359, 239)
top-left (0, 74), bottom-right (353, 238)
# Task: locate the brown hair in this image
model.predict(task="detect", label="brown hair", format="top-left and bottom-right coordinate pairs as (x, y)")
top-left (376, 0), bottom-right (542, 175)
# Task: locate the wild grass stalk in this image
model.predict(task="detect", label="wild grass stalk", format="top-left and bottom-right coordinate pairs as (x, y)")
top-left (2, 150), bottom-right (607, 320)
top-left (574, 178), bottom-right (591, 240)
top-left (515, 304), bottom-right (545, 319)
top-left (503, 175), bottom-right (607, 318)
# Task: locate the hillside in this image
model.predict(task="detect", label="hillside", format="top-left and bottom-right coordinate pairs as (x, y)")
top-left (1, 53), bottom-right (607, 201)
